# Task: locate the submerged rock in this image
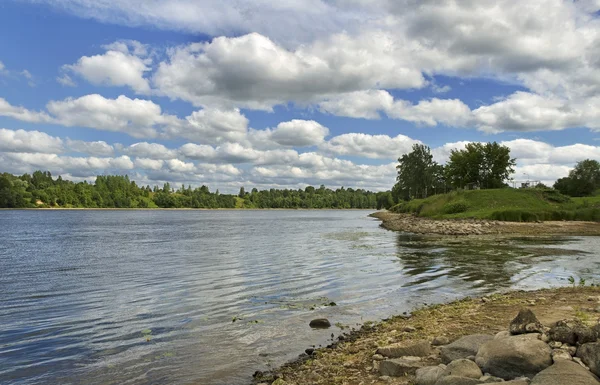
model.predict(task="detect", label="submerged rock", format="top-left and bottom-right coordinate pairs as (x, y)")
top-left (475, 335), bottom-right (552, 379)
top-left (440, 335), bottom-right (494, 364)
top-left (309, 319), bottom-right (331, 328)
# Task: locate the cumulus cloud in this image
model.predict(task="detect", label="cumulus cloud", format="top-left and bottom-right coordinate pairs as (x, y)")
top-left (0, 98), bottom-right (53, 123)
top-left (260, 120), bottom-right (329, 147)
top-left (46, 94), bottom-right (178, 138)
top-left (0, 128), bottom-right (63, 153)
top-left (123, 142), bottom-right (177, 159)
top-left (64, 40), bottom-right (151, 94)
top-left (321, 133), bottom-right (420, 159)
top-left (66, 139), bottom-right (114, 156)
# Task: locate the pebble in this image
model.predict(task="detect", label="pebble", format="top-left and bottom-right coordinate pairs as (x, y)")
top-left (432, 336), bottom-right (450, 346)
top-left (403, 326), bottom-right (417, 333)
top-left (372, 354), bottom-right (385, 361)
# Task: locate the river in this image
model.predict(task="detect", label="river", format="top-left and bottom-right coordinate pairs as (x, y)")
top-left (1, 210), bottom-right (599, 385)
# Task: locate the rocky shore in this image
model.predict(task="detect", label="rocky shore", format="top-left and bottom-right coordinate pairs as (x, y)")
top-left (253, 287), bottom-right (600, 385)
top-left (370, 212), bottom-right (600, 236)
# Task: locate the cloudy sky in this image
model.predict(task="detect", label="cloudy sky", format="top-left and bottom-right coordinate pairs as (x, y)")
top-left (1, 0), bottom-right (600, 192)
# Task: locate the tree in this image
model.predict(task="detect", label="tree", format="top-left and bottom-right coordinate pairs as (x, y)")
top-left (554, 159), bottom-right (600, 197)
top-left (393, 144), bottom-right (440, 200)
top-left (446, 142), bottom-right (515, 189)
top-left (238, 187), bottom-right (246, 198)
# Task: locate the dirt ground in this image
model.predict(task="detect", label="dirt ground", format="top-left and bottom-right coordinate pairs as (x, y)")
top-left (259, 287), bottom-right (600, 385)
top-left (371, 211), bottom-right (600, 236)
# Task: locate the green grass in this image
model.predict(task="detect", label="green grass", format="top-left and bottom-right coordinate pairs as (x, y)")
top-left (390, 188), bottom-right (600, 222)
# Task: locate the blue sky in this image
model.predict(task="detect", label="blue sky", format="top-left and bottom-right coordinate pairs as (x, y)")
top-left (1, 0), bottom-right (600, 191)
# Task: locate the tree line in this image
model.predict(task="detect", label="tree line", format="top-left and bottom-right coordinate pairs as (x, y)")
top-left (391, 142), bottom-right (516, 202)
top-left (388, 141), bottom-right (600, 208)
top-left (0, 171), bottom-right (382, 209)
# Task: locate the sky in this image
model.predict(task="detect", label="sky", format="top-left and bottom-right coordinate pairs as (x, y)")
top-left (1, 0), bottom-right (600, 193)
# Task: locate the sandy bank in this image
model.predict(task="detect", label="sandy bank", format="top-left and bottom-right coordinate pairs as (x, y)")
top-left (256, 286), bottom-right (600, 385)
top-left (370, 211), bottom-right (600, 236)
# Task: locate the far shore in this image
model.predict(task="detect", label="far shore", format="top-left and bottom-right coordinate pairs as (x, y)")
top-left (0, 207), bottom-right (375, 211)
top-left (370, 211), bottom-right (600, 236)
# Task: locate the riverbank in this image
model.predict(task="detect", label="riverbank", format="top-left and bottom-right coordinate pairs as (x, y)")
top-left (370, 211), bottom-right (600, 236)
top-left (256, 286), bottom-right (600, 385)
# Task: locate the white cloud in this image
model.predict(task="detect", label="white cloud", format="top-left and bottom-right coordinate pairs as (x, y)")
top-left (265, 120), bottom-right (329, 147)
top-left (134, 158), bottom-right (164, 171)
top-left (0, 98), bottom-right (53, 123)
top-left (153, 32), bottom-right (424, 109)
top-left (56, 74), bottom-right (77, 87)
top-left (166, 158), bottom-right (196, 172)
top-left (173, 108), bottom-right (249, 144)
top-left (46, 94), bottom-right (178, 138)
top-left (64, 40), bottom-right (151, 94)
top-left (124, 142), bottom-right (177, 159)
top-left (321, 133), bottom-right (420, 159)
top-left (66, 139), bottom-right (114, 156)
top-left (319, 90), bottom-right (394, 119)
top-left (0, 128), bottom-right (63, 153)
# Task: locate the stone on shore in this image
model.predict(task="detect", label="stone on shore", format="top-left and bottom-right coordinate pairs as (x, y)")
top-left (549, 319), bottom-right (597, 345)
top-left (577, 342), bottom-right (600, 377)
top-left (530, 360), bottom-right (600, 385)
top-left (442, 359), bottom-right (483, 379)
top-left (415, 365), bottom-right (445, 385)
top-left (309, 319), bottom-right (331, 328)
top-left (434, 376), bottom-right (483, 385)
top-left (379, 356), bottom-right (424, 376)
top-left (377, 340), bottom-right (432, 358)
top-left (441, 335), bottom-right (494, 364)
top-left (552, 349), bottom-right (573, 362)
top-left (475, 335), bottom-right (552, 379)
top-left (433, 336), bottom-right (451, 346)
top-left (509, 308), bottom-right (545, 335)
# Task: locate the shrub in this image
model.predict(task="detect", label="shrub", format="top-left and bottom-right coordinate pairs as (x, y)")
top-left (443, 200), bottom-right (469, 214)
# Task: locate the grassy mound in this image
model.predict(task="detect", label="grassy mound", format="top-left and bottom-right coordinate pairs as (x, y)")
top-left (390, 188), bottom-right (600, 222)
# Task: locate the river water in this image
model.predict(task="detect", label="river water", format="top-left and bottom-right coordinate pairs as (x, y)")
top-left (1, 210), bottom-right (599, 385)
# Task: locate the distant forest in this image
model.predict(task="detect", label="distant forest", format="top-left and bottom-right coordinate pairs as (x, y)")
top-left (0, 171), bottom-right (387, 209)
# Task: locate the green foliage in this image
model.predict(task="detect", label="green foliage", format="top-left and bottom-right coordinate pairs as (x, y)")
top-left (445, 142), bottom-right (516, 189)
top-left (393, 144), bottom-right (445, 200)
top-left (443, 200), bottom-right (469, 214)
top-left (0, 171), bottom-right (381, 209)
top-left (554, 159), bottom-right (600, 197)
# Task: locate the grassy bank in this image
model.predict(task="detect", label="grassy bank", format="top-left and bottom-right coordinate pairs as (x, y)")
top-left (259, 286), bottom-right (600, 385)
top-left (390, 188), bottom-right (600, 222)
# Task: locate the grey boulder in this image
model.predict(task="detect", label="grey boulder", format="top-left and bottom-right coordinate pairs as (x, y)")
top-left (379, 356), bottom-right (424, 376)
top-left (475, 335), bottom-right (552, 379)
top-left (577, 342), bottom-right (600, 377)
top-left (530, 360), bottom-right (600, 385)
top-left (415, 365), bottom-right (445, 385)
top-left (442, 359), bottom-right (483, 379)
top-left (441, 335), bottom-right (494, 364)
top-left (377, 340), bottom-right (432, 358)
top-left (434, 376), bottom-right (483, 385)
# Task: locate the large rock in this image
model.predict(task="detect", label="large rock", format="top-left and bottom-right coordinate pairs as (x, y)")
top-left (415, 366), bottom-right (445, 385)
top-left (475, 335), bottom-right (552, 379)
top-left (510, 308), bottom-right (544, 335)
top-left (434, 376), bottom-right (483, 385)
top-left (440, 335), bottom-right (494, 364)
top-left (550, 319), bottom-right (597, 345)
top-left (377, 340), bottom-right (432, 358)
top-left (442, 359), bottom-right (482, 379)
top-left (577, 342), bottom-right (600, 377)
top-left (309, 318), bottom-right (331, 328)
top-left (379, 357), bottom-right (424, 376)
top-left (530, 360), bottom-right (600, 385)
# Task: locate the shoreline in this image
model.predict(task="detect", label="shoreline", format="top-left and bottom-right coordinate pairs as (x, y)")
top-left (255, 286), bottom-right (600, 385)
top-left (370, 211), bottom-right (600, 236)
top-left (0, 208), bottom-right (375, 211)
